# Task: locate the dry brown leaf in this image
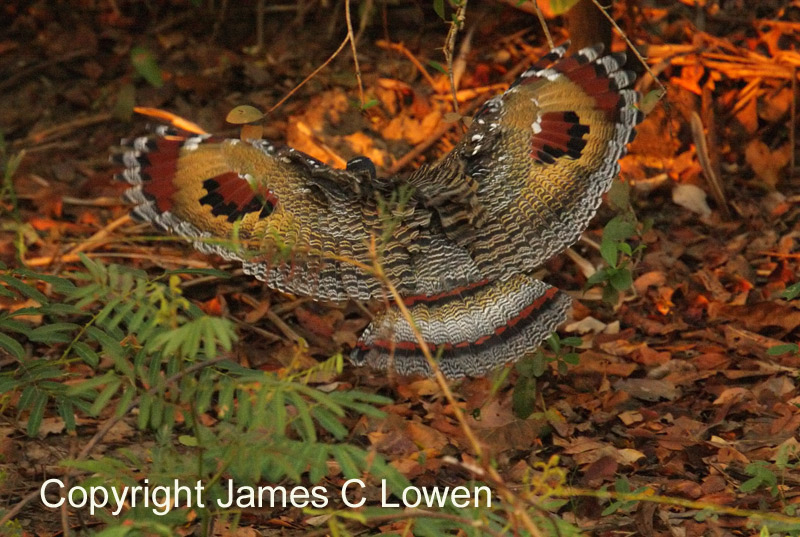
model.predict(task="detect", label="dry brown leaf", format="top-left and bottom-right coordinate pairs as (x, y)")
top-left (614, 378), bottom-right (681, 402)
top-left (468, 398), bottom-right (549, 451)
top-left (672, 183), bottom-right (711, 217)
top-left (406, 421), bottom-right (448, 451)
top-left (712, 387), bottom-right (753, 406)
top-left (745, 139), bottom-right (792, 186)
top-left (709, 300), bottom-right (800, 333)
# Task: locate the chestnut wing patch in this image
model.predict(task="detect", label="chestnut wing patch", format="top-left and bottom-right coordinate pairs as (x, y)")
top-left (199, 172), bottom-right (277, 222)
top-left (530, 111), bottom-right (590, 165)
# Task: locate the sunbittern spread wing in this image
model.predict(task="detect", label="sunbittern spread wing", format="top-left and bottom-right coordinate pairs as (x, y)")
top-left (112, 43), bottom-right (643, 378)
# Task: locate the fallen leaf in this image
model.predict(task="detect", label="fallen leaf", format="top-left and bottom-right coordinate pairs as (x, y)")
top-left (672, 183), bottom-right (711, 217)
top-left (745, 139), bottom-right (791, 186)
top-left (614, 378), bottom-right (681, 402)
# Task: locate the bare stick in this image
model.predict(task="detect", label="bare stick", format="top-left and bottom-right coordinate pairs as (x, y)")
top-left (345, 0), bottom-right (366, 107)
top-left (376, 40), bottom-right (438, 90)
top-left (690, 111), bottom-right (730, 217)
top-left (268, 34), bottom-right (350, 113)
top-left (532, 0), bottom-right (554, 49)
top-left (443, 0), bottom-right (469, 114)
top-left (590, 0), bottom-right (667, 95)
top-left (791, 67), bottom-right (797, 181)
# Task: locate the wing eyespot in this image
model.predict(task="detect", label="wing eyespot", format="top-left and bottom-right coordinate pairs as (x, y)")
top-left (200, 173), bottom-right (278, 222)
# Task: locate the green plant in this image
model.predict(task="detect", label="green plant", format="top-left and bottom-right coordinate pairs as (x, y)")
top-left (0, 132), bottom-right (26, 261)
top-left (512, 334), bottom-right (582, 419)
top-left (740, 443), bottom-right (799, 517)
top-left (6, 257), bottom-right (583, 536)
top-left (130, 46), bottom-right (164, 88)
top-left (767, 283), bottom-right (800, 357)
top-left (600, 478), bottom-right (649, 516)
top-left (586, 214), bottom-right (646, 305)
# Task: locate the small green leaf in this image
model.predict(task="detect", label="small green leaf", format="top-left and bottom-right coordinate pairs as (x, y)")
top-left (767, 343), bottom-right (799, 356)
top-left (532, 351), bottom-right (547, 377)
top-left (600, 238), bottom-right (619, 267)
top-left (58, 400), bottom-right (76, 432)
top-left (586, 268), bottom-right (609, 287)
top-left (427, 60), bottom-right (447, 74)
top-left (640, 88), bottom-right (665, 115)
top-left (113, 83), bottom-right (136, 121)
top-left (781, 282), bottom-right (800, 300)
top-left (607, 178), bottom-right (631, 211)
top-left (609, 268), bottom-right (633, 292)
top-left (162, 268), bottom-right (233, 279)
top-left (433, 0), bottom-right (446, 20)
top-left (361, 98), bottom-right (379, 110)
top-left (90, 379), bottom-right (121, 416)
top-left (178, 435), bottom-right (198, 447)
top-left (28, 323), bottom-right (80, 344)
top-left (602, 285), bottom-right (619, 304)
top-left (603, 215), bottom-right (636, 243)
top-left (26, 390), bottom-right (47, 437)
top-left (0, 274), bottom-right (48, 303)
top-left (601, 501), bottom-right (621, 516)
top-left (86, 326), bottom-right (125, 361)
top-left (548, 0), bottom-right (583, 15)
top-left (95, 525), bottom-right (135, 537)
top-left (0, 333), bottom-right (24, 359)
top-left (512, 375), bottom-right (537, 419)
top-left (226, 104), bottom-right (265, 124)
top-left (130, 46), bottom-right (164, 88)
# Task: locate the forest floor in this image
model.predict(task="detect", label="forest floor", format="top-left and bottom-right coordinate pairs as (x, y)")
top-left (1, 1), bottom-right (799, 536)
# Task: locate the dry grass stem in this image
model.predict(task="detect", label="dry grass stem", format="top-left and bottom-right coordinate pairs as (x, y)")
top-left (376, 40), bottom-right (439, 90)
top-left (268, 33), bottom-right (351, 113)
top-left (345, 0), bottom-right (366, 107)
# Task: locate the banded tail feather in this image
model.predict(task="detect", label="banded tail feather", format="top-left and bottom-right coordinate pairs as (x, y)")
top-left (112, 42), bottom-right (643, 378)
top-left (352, 275), bottom-right (571, 378)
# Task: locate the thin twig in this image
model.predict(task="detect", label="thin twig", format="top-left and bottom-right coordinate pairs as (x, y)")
top-left (268, 34), bottom-right (351, 113)
top-left (791, 66), bottom-right (797, 181)
top-left (348, 240), bottom-right (546, 537)
top-left (23, 252), bottom-right (216, 268)
top-left (589, 0), bottom-right (667, 96)
top-left (345, 0), bottom-right (365, 107)
top-left (60, 196), bottom-right (122, 207)
top-left (252, 0), bottom-right (265, 52)
top-left (376, 40), bottom-right (438, 90)
top-left (452, 23), bottom-right (476, 91)
top-left (365, 239), bottom-right (482, 456)
top-left (19, 113), bottom-right (112, 147)
top-left (0, 48), bottom-right (92, 92)
top-left (443, 0), bottom-right (469, 114)
top-left (210, 0), bottom-right (229, 42)
top-left (532, 0), bottom-right (554, 49)
top-left (354, 0), bottom-right (374, 47)
top-left (690, 111), bottom-right (729, 217)
top-left (230, 315), bottom-right (283, 343)
top-left (265, 309), bottom-right (303, 343)
top-left (0, 489), bottom-right (40, 527)
top-left (65, 214), bottom-right (132, 257)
